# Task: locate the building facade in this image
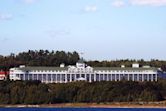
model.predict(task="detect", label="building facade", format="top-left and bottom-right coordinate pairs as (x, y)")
top-left (9, 61), bottom-right (158, 83)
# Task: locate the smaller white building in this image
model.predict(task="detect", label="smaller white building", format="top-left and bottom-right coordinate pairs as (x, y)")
top-left (0, 71), bottom-right (8, 80)
top-left (132, 63), bottom-right (139, 68)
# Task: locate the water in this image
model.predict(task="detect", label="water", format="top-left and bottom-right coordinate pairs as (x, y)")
top-left (0, 108), bottom-right (165, 111)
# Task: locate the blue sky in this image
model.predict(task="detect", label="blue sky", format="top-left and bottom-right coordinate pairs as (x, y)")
top-left (0, 0), bottom-right (166, 60)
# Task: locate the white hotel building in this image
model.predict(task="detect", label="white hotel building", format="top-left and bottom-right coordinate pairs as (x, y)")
top-left (9, 60), bottom-right (158, 83)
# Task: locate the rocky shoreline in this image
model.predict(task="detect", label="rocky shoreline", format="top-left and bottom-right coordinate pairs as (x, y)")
top-left (1, 102), bottom-right (166, 108)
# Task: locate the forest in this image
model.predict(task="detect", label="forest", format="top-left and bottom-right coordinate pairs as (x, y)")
top-left (0, 79), bottom-right (166, 104)
top-left (0, 50), bottom-right (166, 71)
top-left (0, 50), bottom-right (79, 70)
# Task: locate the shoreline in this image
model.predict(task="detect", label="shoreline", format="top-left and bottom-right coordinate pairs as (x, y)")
top-left (1, 102), bottom-right (166, 108)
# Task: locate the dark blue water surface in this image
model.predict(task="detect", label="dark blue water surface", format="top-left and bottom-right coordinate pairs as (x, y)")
top-left (0, 108), bottom-right (165, 111)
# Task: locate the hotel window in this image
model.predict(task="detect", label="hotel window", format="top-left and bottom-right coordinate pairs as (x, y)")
top-left (76, 74), bottom-right (80, 79)
top-left (112, 74), bottom-right (115, 81)
top-left (153, 74), bottom-right (156, 81)
top-left (104, 74), bottom-right (107, 81)
top-left (29, 74), bottom-right (32, 80)
top-left (120, 74), bottom-right (123, 80)
top-left (91, 74), bottom-right (94, 82)
top-left (144, 74), bottom-right (147, 81)
top-left (96, 74), bottom-right (99, 81)
top-left (149, 74), bottom-right (152, 81)
top-left (62, 74), bottom-right (66, 82)
top-left (25, 74), bottom-right (28, 80)
top-left (100, 74), bottom-right (103, 81)
top-left (116, 74), bottom-right (119, 81)
top-left (47, 74), bottom-right (51, 82)
top-left (108, 74), bottom-right (111, 81)
top-left (139, 74), bottom-right (142, 81)
top-left (67, 74), bottom-right (70, 82)
top-left (81, 74), bottom-right (85, 78)
top-left (71, 74), bottom-right (75, 81)
top-left (34, 74), bottom-right (37, 80)
top-left (52, 74), bottom-right (56, 82)
top-left (43, 74), bottom-right (46, 82)
top-left (124, 74), bottom-right (128, 80)
top-left (38, 74), bottom-right (42, 81)
top-left (31, 74), bottom-right (34, 80)
top-left (57, 74), bottom-right (60, 82)
top-left (20, 74), bottom-right (24, 80)
top-left (134, 74), bottom-right (137, 81)
top-left (16, 74), bottom-right (19, 78)
top-left (86, 74), bottom-right (90, 82)
top-left (129, 74), bottom-right (132, 81)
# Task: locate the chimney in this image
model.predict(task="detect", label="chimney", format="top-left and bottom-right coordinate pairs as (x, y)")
top-left (60, 63), bottom-right (65, 68)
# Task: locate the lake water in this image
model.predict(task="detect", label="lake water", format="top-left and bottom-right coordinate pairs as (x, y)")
top-left (0, 108), bottom-right (165, 111)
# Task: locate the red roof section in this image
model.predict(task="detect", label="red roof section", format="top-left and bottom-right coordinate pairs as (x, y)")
top-left (0, 71), bottom-right (9, 75)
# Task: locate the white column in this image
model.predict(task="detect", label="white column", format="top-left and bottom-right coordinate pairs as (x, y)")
top-left (142, 74), bottom-right (144, 82)
top-left (40, 74), bottom-right (42, 82)
top-left (36, 74), bottom-right (38, 81)
top-left (147, 74), bottom-right (149, 81)
top-left (70, 74), bottom-right (72, 82)
top-left (94, 74), bottom-right (96, 81)
top-left (137, 74), bottom-right (139, 81)
top-left (65, 74), bottom-right (67, 83)
top-left (155, 74), bottom-right (158, 81)
top-left (128, 74), bottom-right (129, 81)
top-left (151, 74), bottom-right (153, 82)
top-left (132, 74), bottom-right (134, 81)
top-left (31, 74), bottom-right (33, 81)
top-left (109, 74), bottom-right (111, 81)
top-left (75, 74), bottom-right (76, 81)
top-left (55, 74), bottom-right (57, 83)
top-left (60, 74), bottom-right (62, 83)
top-left (99, 74), bottom-right (101, 81)
top-left (46, 74), bottom-right (48, 83)
top-left (115, 74), bottom-right (117, 81)
top-left (24, 74), bottom-right (25, 80)
top-left (27, 74), bottom-right (29, 80)
top-left (89, 74), bottom-right (92, 82)
top-left (119, 74), bottom-right (121, 81)
top-left (85, 74), bottom-right (87, 81)
top-left (50, 74), bottom-right (52, 83)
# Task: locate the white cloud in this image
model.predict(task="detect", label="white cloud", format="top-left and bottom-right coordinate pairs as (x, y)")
top-left (23, 0), bottom-right (37, 4)
top-left (84, 5), bottom-right (97, 12)
top-left (11, 0), bottom-right (38, 4)
top-left (112, 0), bottom-right (126, 7)
top-left (0, 13), bottom-right (13, 21)
top-left (1, 37), bottom-right (9, 42)
top-left (47, 29), bottom-right (70, 38)
top-left (130, 0), bottom-right (166, 6)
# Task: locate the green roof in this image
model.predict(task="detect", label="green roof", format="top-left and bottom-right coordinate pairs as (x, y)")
top-left (18, 67), bottom-right (68, 71)
top-left (93, 67), bottom-right (158, 71)
top-left (17, 66), bottom-right (158, 72)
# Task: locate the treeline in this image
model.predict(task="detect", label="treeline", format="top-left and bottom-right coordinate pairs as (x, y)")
top-left (86, 60), bottom-right (166, 71)
top-left (0, 80), bottom-right (166, 104)
top-left (0, 50), bottom-right (80, 70)
top-left (0, 50), bottom-right (166, 71)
